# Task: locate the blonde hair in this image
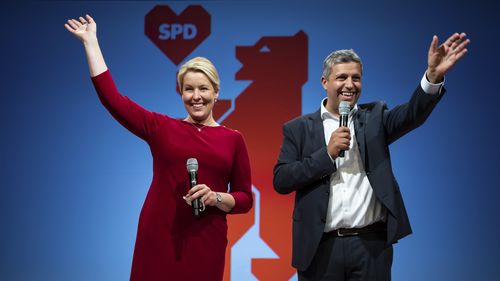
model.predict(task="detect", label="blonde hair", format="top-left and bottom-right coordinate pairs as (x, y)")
top-left (177, 57), bottom-right (220, 93)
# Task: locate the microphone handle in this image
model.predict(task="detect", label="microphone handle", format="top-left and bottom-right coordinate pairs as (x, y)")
top-left (338, 114), bottom-right (348, 158)
top-left (189, 171), bottom-right (201, 217)
top-left (192, 198), bottom-right (201, 217)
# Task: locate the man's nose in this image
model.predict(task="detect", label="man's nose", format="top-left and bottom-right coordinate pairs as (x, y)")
top-left (344, 77), bottom-right (354, 89)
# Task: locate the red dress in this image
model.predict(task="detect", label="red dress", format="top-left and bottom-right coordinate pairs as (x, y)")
top-left (91, 71), bottom-right (253, 281)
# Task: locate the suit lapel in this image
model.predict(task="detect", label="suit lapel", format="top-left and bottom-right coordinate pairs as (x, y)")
top-left (354, 109), bottom-right (367, 166)
top-left (309, 110), bottom-right (326, 149)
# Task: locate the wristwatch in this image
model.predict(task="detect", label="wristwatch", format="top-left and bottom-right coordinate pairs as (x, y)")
top-left (215, 192), bottom-right (223, 204)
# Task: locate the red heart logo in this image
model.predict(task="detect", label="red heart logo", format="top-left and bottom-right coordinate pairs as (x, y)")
top-left (145, 5), bottom-right (211, 65)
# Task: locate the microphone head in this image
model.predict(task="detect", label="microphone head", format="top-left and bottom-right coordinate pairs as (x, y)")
top-left (339, 101), bottom-right (350, 115)
top-left (186, 158), bottom-right (198, 172)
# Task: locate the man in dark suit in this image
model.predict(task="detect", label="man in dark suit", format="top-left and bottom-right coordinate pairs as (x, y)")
top-left (273, 33), bottom-right (470, 281)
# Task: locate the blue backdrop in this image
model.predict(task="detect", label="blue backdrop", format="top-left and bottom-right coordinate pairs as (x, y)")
top-left (1, 1), bottom-right (499, 280)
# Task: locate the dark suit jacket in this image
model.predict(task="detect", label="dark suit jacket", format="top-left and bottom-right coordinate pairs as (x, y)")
top-left (273, 85), bottom-right (445, 271)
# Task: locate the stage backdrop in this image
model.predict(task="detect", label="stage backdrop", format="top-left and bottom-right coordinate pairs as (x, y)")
top-left (1, 1), bottom-right (500, 280)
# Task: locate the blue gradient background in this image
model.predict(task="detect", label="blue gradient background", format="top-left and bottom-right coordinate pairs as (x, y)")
top-left (1, 1), bottom-right (499, 280)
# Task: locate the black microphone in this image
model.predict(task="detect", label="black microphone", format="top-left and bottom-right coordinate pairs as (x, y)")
top-left (338, 101), bottom-right (350, 158)
top-left (186, 158), bottom-right (202, 217)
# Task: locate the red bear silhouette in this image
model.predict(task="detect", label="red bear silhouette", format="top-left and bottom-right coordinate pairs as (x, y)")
top-left (220, 30), bottom-right (308, 281)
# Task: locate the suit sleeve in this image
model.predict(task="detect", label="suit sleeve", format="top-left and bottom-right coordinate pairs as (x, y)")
top-left (228, 132), bottom-right (253, 214)
top-left (91, 70), bottom-right (163, 142)
top-left (383, 85), bottom-right (445, 145)
top-left (273, 121), bottom-right (336, 194)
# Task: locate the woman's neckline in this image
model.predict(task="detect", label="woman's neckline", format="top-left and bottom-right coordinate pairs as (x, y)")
top-left (181, 119), bottom-right (222, 132)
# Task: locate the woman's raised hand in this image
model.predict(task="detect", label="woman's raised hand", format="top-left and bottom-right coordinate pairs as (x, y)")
top-left (64, 14), bottom-right (97, 43)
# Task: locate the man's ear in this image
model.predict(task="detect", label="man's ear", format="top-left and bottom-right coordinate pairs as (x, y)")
top-left (321, 76), bottom-right (328, 90)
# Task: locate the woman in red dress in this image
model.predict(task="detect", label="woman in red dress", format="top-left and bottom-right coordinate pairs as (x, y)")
top-left (65, 15), bottom-right (253, 281)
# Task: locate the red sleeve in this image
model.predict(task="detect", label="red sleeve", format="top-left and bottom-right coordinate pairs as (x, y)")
top-left (228, 132), bottom-right (253, 214)
top-left (91, 70), bottom-right (163, 141)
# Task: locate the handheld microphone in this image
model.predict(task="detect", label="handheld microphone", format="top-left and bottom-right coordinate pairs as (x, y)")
top-left (186, 158), bottom-right (202, 217)
top-left (338, 101), bottom-right (350, 158)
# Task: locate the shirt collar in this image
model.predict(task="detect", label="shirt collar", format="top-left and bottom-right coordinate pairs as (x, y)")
top-left (320, 98), bottom-right (358, 121)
